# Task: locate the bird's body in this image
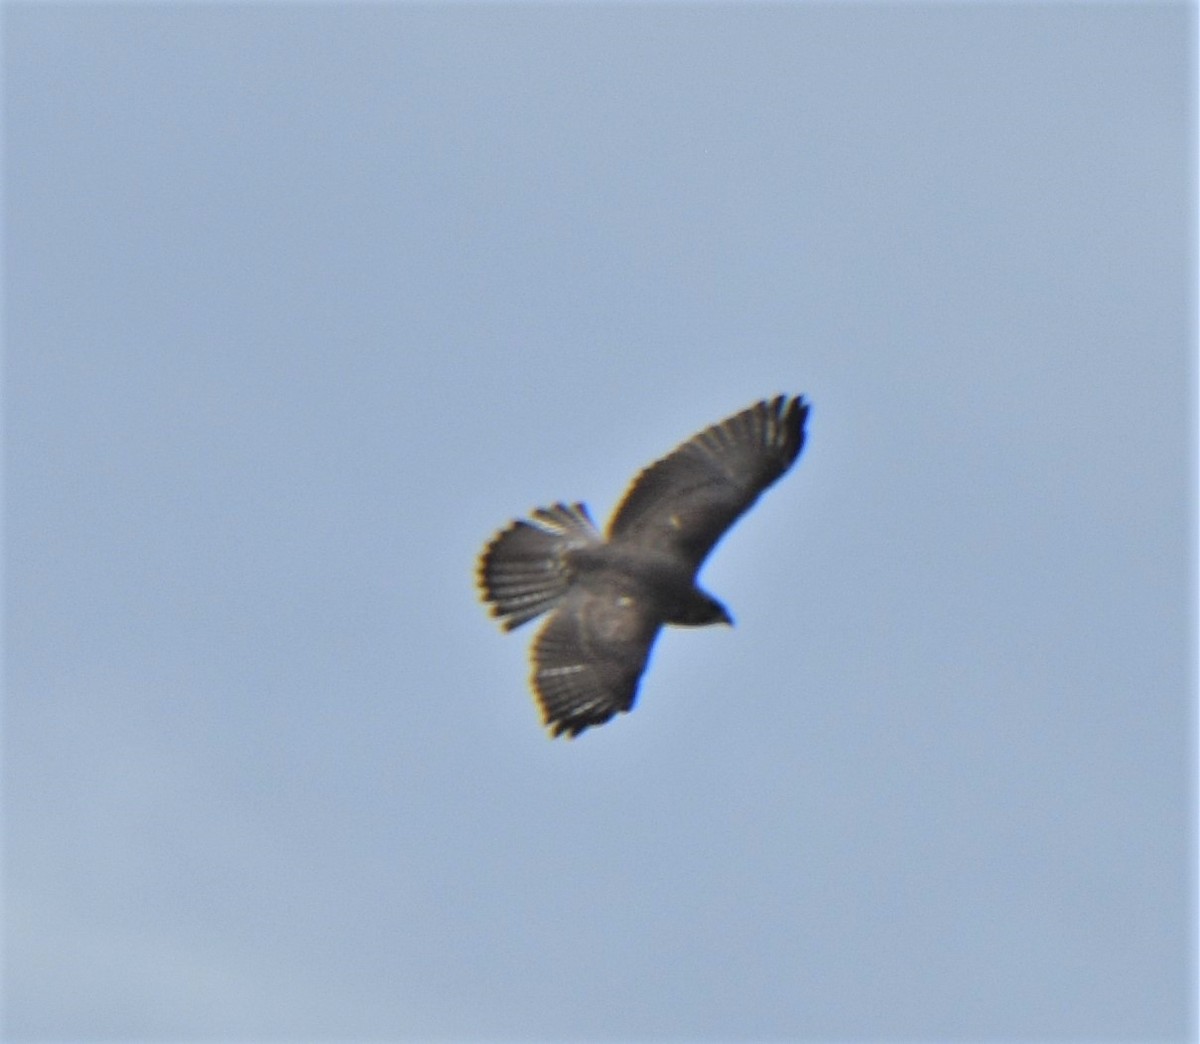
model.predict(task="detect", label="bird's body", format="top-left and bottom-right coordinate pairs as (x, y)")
top-left (477, 395), bottom-right (810, 737)
top-left (566, 543), bottom-right (726, 626)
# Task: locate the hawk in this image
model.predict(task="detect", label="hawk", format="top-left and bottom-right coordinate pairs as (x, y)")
top-left (477, 394), bottom-right (810, 738)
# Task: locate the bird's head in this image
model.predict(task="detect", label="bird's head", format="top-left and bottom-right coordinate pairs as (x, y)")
top-left (681, 590), bottom-right (734, 627)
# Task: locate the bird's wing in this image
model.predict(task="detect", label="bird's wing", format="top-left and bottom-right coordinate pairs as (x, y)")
top-left (531, 584), bottom-right (662, 738)
top-left (607, 395), bottom-right (809, 571)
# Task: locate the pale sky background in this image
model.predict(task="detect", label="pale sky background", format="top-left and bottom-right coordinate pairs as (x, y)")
top-left (2, 4), bottom-right (1194, 1041)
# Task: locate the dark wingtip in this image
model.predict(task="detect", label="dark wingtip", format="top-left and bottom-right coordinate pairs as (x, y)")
top-left (791, 395), bottom-right (809, 450)
top-left (543, 707), bottom-right (620, 739)
top-left (547, 717), bottom-right (583, 739)
top-left (763, 393), bottom-right (809, 467)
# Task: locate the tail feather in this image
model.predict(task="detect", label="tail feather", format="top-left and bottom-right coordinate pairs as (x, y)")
top-left (478, 502), bottom-right (601, 630)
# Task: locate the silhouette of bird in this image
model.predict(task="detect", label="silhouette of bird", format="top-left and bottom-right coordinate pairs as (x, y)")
top-left (477, 395), bottom-right (810, 737)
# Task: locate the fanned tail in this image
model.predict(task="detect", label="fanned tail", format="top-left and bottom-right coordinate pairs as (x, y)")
top-left (477, 502), bottom-right (601, 631)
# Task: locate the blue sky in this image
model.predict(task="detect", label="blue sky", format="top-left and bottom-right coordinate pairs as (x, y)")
top-left (3, 4), bottom-right (1194, 1040)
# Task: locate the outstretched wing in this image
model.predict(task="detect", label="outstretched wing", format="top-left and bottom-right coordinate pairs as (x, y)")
top-left (607, 395), bottom-right (809, 570)
top-left (531, 584), bottom-right (662, 738)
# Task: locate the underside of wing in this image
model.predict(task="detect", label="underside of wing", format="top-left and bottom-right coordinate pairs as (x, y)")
top-left (607, 395), bottom-right (809, 569)
top-left (531, 586), bottom-right (662, 738)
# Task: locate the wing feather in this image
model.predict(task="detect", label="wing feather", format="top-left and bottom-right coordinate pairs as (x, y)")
top-left (531, 586), bottom-right (662, 738)
top-left (607, 395), bottom-right (809, 569)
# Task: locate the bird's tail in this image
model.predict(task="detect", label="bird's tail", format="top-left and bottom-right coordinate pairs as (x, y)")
top-left (477, 502), bottom-right (601, 631)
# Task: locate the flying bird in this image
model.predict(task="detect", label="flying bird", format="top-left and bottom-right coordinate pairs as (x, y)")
top-left (477, 394), bottom-right (810, 738)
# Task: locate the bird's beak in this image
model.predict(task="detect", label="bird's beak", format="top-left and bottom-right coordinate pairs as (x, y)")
top-left (722, 608), bottom-right (735, 626)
